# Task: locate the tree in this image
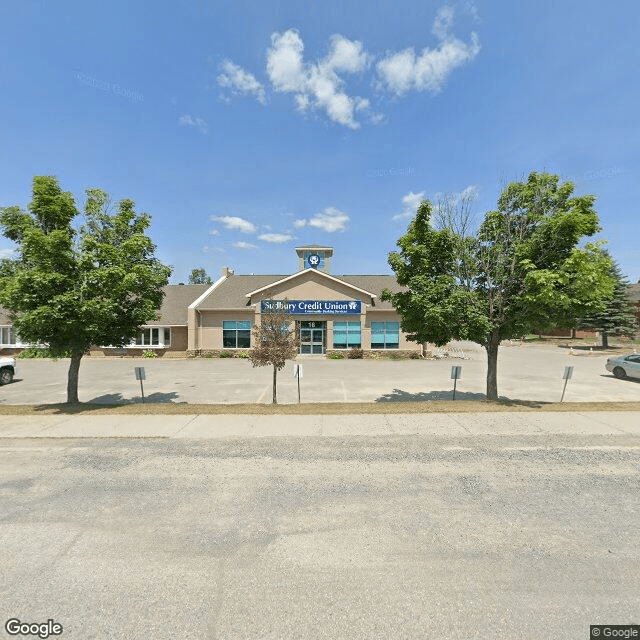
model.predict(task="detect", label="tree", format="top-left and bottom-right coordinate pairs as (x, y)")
top-left (188, 268), bottom-right (212, 285)
top-left (0, 176), bottom-right (171, 403)
top-left (249, 301), bottom-right (299, 404)
top-left (382, 172), bottom-right (614, 400)
top-left (578, 253), bottom-right (637, 348)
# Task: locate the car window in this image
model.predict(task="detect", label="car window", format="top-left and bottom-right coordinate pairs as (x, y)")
top-left (625, 355), bottom-right (640, 363)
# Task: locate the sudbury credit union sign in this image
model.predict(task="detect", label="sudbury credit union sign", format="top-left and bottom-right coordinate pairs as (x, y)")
top-left (261, 300), bottom-right (362, 315)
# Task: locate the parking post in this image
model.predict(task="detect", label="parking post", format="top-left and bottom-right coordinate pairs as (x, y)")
top-left (451, 365), bottom-right (462, 400)
top-left (135, 367), bottom-right (146, 403)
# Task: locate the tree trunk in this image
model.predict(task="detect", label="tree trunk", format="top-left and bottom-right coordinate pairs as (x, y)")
top-left (601, 331), bottom-right (609, 349)
top-left (67, 351), bottom-right (83, 404)
top-left (485, 335), bottom-right (501, 401)
top-left (272, 365), bottom-right (277, 404)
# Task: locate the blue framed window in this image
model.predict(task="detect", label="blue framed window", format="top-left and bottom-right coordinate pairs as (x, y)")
top-left (223, 321), bottom-right (251, 348)
top-left (333, 321), bottom-right (361, 349)
top-left (371, 322), bottom-right (399, 349)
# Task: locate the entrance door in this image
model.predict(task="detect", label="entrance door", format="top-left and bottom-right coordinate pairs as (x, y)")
top-left (299, 321), bottom-right (326, 354)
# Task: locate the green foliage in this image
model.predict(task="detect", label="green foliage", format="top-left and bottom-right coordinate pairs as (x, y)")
top-left (0, 176), bottom-right (171, 401)
top-left (329, 352), bottom-right (344, 359)
top-left (235, 351), bottom-right (249, 358)
top-left (577, 253), bottom-right (637, 344)
top-left (188, 268), bottom-right (213, 285)
top-left (204, 353), bottom-right (214, 359)
top-left (347, 347), bottom-right (364, 359)
top-left (142, 350), bottom-right (157, 358)
top-left (219, 351), bottom-right (233, 358)
top-left (383, 171), bottom-right (615, 399)
top-left (17, 346), bottom-right (69, 359)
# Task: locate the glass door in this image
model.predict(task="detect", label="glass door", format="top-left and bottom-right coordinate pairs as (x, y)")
top-left (299, 321), bottom-right (326, 354)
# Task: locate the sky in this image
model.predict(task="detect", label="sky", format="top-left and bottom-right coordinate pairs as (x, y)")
top-left (1, 0), bottom-right (638, 283)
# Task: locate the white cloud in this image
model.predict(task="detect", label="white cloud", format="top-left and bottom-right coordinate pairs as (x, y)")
top-left (178, 114), bottom-right (208, 134)
top-left (296, 207), bottom-right (349, 233)
top-left (210, 215), bottom-right (257, 234)
top-left (232, 241), bottom-right (258, 249)
top-left (0, 248), bottom-right (15, 259)
top-left (217, 60), bottom-right (267, 105)
top-left (267, 29), bottom-right (370, 129)
top-left (393, 191), bottom-right (426, 220)
top-left (209, 229), bottom-right (220, 236)
top-left (258, 233), bottom-right (293, 243)
top-left (377, 6), bottom-right (480, 96)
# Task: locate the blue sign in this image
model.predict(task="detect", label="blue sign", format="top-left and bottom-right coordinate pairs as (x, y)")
top-left (261, 300), bottom-right (362, 315)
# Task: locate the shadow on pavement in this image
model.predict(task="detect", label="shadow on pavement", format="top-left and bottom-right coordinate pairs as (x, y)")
top-left (600, 374), bottom-right (640, 384)
top-left (375, 388), bottom-right (546, 407)
top-left (88, 392), bottom-right (181, 404)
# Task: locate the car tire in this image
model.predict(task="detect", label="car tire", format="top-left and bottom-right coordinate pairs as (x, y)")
top-left (0, 368), bottom-right (13, 385)
top-left (613, 366), bottom-right (627, 380)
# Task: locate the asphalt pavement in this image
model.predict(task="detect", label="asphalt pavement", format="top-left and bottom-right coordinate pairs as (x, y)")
top-left (1, 433), bottom-right (639, 639)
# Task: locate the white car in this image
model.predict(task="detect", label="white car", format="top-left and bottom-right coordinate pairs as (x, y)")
top-left (605, 353), bottom-right (640, 380)
top-left (0, 356), bottom-right (16, 385)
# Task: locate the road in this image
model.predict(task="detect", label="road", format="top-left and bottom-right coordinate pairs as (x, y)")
top-left (1, 432), bottom-right (639, 639)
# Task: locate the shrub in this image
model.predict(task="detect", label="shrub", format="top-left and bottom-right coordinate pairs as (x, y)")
top-left (235, 351), bottom-right (249, 359)
top-left (219, 351), bottom-right (233, 358)
top-left (204, 353), bottom-right (213, 359)
top-left (17, 346), bottom-right (68, 359)
top-left (142, 350), bottom-right (157, 358)
top-left (347, 347), bottom-right (364, 359)
top-left (329, 352), bottom-right (344, 359)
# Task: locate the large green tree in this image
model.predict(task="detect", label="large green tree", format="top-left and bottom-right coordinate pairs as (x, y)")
top-left (0, 176), bottom-right (171, 403)
top-left (188, 268), bottom-right (212, 285)
top-left (577, 253), bottom-right (637, 348)
top-left (383, 172), bottom-right (614, 400)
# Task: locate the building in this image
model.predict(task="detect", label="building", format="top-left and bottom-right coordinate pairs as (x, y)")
top-left (0, 246), bottom-right (419, 357)
top-left (186, 245), bottom-right (416, 356)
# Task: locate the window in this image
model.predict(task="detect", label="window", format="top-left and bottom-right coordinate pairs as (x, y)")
top-left (133, 327), bottom-right (170, 347)
top-left (223, 321), bottom-right (251, 348)
top-left (136, 328), bottom-right (159, 346)
top-left (333, 321), bottom-right (361, 349)
top-left (371, 322), bottom-right (399, 349)
top-left (0, 327), bottom-right (16, 345)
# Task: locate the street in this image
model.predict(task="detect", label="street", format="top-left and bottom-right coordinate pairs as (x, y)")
top-left (1, 432), bottom-right (639, 639)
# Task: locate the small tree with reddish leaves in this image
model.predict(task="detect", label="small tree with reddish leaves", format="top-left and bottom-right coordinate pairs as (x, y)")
top-left (249, 300), bottom-right (299, 404)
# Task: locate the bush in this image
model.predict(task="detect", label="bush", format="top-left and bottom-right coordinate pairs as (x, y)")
top-left (235, 351), bottom-right (249, 359)
top-left (329, 352), bottom-right (344, 359)
top-left (142, 350), bottom-right (157, 358)
top-left (219, 351), bottom-right (233, 358)
top-left (204, 353), bottom-right (213, 359)
top-left (347, 347), bottom-right (364, 359)
top-left (17, 346), bottom-right (68, 359)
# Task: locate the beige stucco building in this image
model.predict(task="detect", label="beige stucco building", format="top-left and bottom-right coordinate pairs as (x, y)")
top-left (186, 245), bottom-right (416, 356)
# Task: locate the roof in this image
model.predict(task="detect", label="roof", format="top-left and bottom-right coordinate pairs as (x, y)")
top-left (0, 283), bottom-right (208, 326)
top-left (245, 269), bottom-right (378, 299)
top-left (149, 284), bottom-right (209, 325)
top-left (195, 273), bottom-right (402, 310)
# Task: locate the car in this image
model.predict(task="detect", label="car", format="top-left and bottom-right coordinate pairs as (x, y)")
top-left (0, 356), bottom-right (16, 385)
top-left (605, 353), bottom-right (640, 380)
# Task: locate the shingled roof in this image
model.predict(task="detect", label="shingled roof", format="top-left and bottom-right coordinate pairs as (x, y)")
top-left (149, 284), bottom-right (209, 325)
top-left (195, 273), bottom-right (403, 310)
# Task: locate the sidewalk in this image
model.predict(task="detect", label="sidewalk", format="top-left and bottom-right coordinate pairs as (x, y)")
top-left (0, 411), bottom-right (638, 438)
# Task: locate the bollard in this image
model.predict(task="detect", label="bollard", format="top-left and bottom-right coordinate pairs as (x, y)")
top-left (589, 347), bottom-right (593, 356)
top-left (569, 347), bottom-right (574, 356)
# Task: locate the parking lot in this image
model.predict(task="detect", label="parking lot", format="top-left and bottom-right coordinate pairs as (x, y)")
top-left (1, 342), bottom-right (639, 405)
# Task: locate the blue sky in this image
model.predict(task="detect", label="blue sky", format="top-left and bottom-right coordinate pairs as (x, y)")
top-left (1, 0), bottom-right (638, 282)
